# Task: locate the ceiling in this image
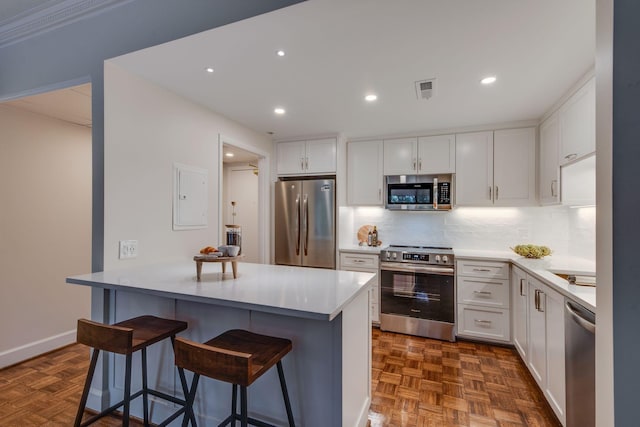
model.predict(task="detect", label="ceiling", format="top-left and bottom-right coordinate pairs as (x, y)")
top-left (109, 0), bottom-right (595, 141)
top-left (2, 83), bottom-right (92, 127)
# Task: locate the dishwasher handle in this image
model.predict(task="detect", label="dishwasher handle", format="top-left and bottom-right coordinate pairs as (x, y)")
top-left (565, 301), bottom-right (596, 334)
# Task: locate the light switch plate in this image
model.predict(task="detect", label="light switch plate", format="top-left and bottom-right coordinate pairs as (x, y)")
top-left (119, 240), bottom-right (138, 259)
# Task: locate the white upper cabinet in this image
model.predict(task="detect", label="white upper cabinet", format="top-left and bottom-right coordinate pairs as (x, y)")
top-left (418, 135), bottom-right (456, 174)
top-left (456, 128), bottom-right (536, 207)
top-left (347, 140), bottom-right (384, 205)
top-left (277, 138), bottom-right (336, 176)
top-left (559, 77), bottom-right (595, 165)
top-left (455, 131), bottom-right (494, 206)
top-left (383, 135), bottom-right (455, 175)
top-left (539, 113), bottom-right (561, 205)
top-left (383, 137), bottom-right (417, 175)
top-left (493, 128), bottom-right (536, 206)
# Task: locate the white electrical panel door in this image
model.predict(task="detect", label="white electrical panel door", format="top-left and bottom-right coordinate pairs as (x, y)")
top-left (173, 164), bottom-right (208, 230)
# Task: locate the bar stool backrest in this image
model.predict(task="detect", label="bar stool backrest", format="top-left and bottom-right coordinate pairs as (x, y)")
top-left (77, 318), bottom-right (133, 355)
top-left (174, 337), bottom-right (253, 386)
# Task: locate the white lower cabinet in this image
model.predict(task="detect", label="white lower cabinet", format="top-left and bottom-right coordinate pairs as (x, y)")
top-left (511, 266), bottom-right (528, 360)
top-left (339, 251), bottom-right (379, 323)
top-left (456, 259), bottom-right (510, 343)
top-left (526, 275), bottom-right (566, 426)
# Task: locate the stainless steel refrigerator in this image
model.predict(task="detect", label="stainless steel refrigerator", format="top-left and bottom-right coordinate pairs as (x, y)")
top-left (275, 178), bottom-right (335, 269)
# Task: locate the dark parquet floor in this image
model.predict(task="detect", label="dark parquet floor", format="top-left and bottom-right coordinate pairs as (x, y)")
top-left (0, 329), bottom-right (561, 426)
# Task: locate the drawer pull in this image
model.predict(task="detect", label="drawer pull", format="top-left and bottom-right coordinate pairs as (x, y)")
top-left (472, 268), bottom-right (491, 272)
top-left (473, 291), bottom-right (492, 295)
top-left (353, 259), bottom-right (366, 263)
top-left (410, 309), bottom-right (421, 313)
top-left (474, 319), bottom-right (492, 325)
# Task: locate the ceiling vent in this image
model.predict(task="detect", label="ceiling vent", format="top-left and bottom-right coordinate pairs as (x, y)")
top-left (415, 79), bottom-right (436, 100)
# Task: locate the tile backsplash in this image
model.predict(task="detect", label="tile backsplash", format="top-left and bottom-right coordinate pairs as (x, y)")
top-left (340, 205), bottom-right (595, 261)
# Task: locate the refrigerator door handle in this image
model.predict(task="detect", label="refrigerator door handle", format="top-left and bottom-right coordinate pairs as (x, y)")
top-left (295, 195), bottom-right (301, 256)
top-left (303, 194), bottom-right (309, 256)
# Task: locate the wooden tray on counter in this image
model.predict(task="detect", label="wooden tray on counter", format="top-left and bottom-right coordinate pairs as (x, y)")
top-left (193, 254), bottom-right (244, 280)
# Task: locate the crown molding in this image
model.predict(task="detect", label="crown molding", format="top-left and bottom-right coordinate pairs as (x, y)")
top-left (0, 0), bottom-right (130, 48)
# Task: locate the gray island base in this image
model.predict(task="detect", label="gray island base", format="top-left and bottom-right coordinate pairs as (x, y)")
top-left (67, 261), bottom-right (375, 426)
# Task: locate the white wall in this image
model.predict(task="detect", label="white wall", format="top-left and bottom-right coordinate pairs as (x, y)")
top-left (0, 105), bottom-right (92, 368)
top-left (341, 205), bottom-right (595, 261)
top-left (103, 62), bottom-right (273, 269)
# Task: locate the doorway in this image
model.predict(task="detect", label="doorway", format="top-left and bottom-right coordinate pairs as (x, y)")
top-left (221, 141), bottom-right (264, 263)
top-left (0, 83), bottom-right (93, 367)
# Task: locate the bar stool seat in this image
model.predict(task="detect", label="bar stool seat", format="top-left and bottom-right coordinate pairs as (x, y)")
top-left (175, 329), bottom-right (295, 427)
top-left (75, 315), bottom-right (191, 427)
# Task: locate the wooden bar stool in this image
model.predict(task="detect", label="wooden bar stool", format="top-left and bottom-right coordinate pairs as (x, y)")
top-left (174, 329), bottom-right (296, 427)
top-left (75, 315), bottom-right (193, 427)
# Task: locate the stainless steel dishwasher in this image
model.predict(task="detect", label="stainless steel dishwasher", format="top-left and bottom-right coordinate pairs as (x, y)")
top-left (565, 299), bottom-right (596, 427)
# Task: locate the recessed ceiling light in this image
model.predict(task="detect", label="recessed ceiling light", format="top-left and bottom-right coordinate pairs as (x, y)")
top-left (274, 107), bottom-right (286, 115)
top-left (365, 94), bottom-right (378, 102)
top-left (205, 67), bottom-right (214, 73)
top-left (481, 76), bottom-right (497, 85)
top-left (276, 50), bottom-right (285, 57)
top-left (225, 152), bottom-right (234, 157)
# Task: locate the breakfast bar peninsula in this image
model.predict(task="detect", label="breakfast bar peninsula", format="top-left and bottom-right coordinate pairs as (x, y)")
top-left (67, 261), bottom-right (374, 427)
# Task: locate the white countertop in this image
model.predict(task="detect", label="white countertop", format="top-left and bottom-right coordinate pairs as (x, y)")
top-left (339, 244), bottom-right (382, 254)
top-left (454, 249), bottom-right (596, 312)
top-left (67, 261), bottom-right (375, 321)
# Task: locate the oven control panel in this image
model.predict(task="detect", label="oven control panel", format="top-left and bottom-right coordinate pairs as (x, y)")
top-left (381, 247), bottom-right (454, 266)
top-left (403, 253), bottom-right (429, 262)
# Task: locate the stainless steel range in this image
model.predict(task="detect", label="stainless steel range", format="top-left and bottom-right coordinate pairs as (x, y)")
top-left (379, 245), bottom-right (455, 341)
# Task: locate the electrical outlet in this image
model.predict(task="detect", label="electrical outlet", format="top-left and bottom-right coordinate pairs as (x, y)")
top-left (119, 240), bottom-right (138, 259)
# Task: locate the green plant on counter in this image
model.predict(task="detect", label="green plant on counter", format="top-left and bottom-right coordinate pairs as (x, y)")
top-left (511, 244), bottom-right (552, 259)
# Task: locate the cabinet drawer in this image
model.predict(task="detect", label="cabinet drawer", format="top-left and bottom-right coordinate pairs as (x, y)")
top-left (457, 277), bottom-right (510, 308)
top-left (457, 305), bottom-right (510, 342)
top-left (340, 253), bottom-right (379, 270)
top-left (457, 260), bottom-right (509, 279)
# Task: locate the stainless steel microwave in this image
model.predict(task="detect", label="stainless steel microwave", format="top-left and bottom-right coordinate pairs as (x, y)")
top-left (385, 175), bottom-right (452, 210)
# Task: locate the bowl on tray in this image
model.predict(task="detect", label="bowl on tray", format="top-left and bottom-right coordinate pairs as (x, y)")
top-left (218, 245), bottom-right (240, 257)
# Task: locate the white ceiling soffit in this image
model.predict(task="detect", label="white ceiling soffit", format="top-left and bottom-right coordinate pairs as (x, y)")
top-left (0, 0), bottom-right (130, 48)
top-left (109, 0), bottom-right (595, 141)
top-left (3, 83), bottom-right (92, 127)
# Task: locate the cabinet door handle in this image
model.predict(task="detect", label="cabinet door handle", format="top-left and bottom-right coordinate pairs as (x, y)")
top-left (564, 153), bottom-right (578, 161)
top-left (474, 319), bottom-right (492, 325)
top-left (305, 157), bottom-right (309, 170)
top-left (551, 180), bottom-right (558, 197)
top-left (472, 268), bottom-right (491, 272)
top-left (538, 290), bottom-right (545, 312)
top-left (495, 186), bottom-right (499, 200)
top-left (378, 188), bottom-right (382, 201)
top-left (473, 290), bottom-right (492, 295)
top-left (519, 278), bottom-right (525, 296)
top-left (489, 186), bottom-right (492, 200)
top-left (418, 158), bottom-right (422, 171)
top-left (410, 309), bottom-right (421, 313)
top-left (412, 158), bottom-right (417, 171)
top-left (300, 157), bottom-right (305, 171)
top-left (534, 289), bottom-right (539, 310)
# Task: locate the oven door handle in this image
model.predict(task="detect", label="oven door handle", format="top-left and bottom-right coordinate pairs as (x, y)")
top-left (380, 262), bottom-right (455, 276)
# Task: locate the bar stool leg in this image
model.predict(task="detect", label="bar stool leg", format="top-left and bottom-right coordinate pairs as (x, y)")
top-left (231, 384), bottom-right (238, 423)
top-left (277, 361), bottom-right (296, 427)
top-left (182, 373), bottom-right (200, 427)
top-left (141, 348), bottom-right (149, 426)
top-left (123, 353), bottom-right (133, 427)
top-left (240, 386), bottom-right (248, 427)
top-left (74, 348), bottom-right (100, 427)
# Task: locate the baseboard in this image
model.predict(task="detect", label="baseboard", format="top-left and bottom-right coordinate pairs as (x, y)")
top-left (0, 329), bottom-right (76, 369)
